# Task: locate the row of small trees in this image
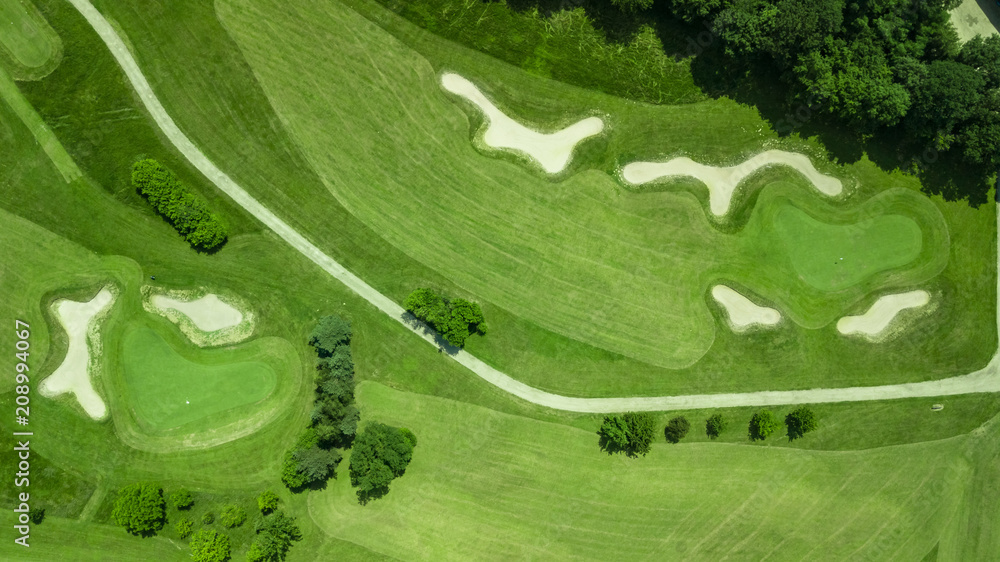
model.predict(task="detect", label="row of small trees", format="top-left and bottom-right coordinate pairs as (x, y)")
top-left (404, 288), bottom-right (487, 347)
top-left (131, 159), bottom-right (228, 250)
top-left (598, 407), bottom-right (819, 455)
top-left (111, 483), bottom-right (301, 561)
top-left (281, 316), bottom-right (358, 489)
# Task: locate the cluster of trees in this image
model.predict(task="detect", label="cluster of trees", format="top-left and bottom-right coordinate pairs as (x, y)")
top-left (599, 407), bottom-right (818, 452)
top-left (282, 316), bottom-right (358, 489)
top-left (598, 412), bottom-right (657, 456)
top-left (614, 0), bottom-right (1000, 202)
top-left (349, 422), bottom-right (417, 504)
top-left (404, 288), bottom-right (488, 347)
top-left (113, 482), bottom-right (301, 561)
top-left (131, 159), bottom-right (229, 250)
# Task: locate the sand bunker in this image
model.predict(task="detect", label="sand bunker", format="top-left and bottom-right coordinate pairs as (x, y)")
top-left (441, 73), bottom-right (604, 174)
top-left (39, 288), bottom-right (114, 419)
top-left (144, 289), bottom-right (253, 346)
top-left (152, 294), bottom-right (243, 331)
top-left (711, 285), bottom-right (781, 331)
top-left (837, 290), bottom-right (930, 337)
top-left (622, 150), bottom-right (843, 217)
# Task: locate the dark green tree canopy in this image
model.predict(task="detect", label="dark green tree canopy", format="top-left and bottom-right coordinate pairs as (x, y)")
top-left (112, 482), bottom-right (166, 537)
top-left (248, 511), bottom-right (303, 562)
top-left (349, 422), bottom-right (416, 504)
top-left (598, 412), bottom-right (656, 456)
top-left (705, 413), bottom-right (728, 439)
top-left (309, 315), bottom-right (352, 357)
top-left (664, 416), bottom-right (691, 444)
top-left (748, 410), bottom-right (780, 441)
top-left (219, 504), bottom-right (247, 529)
top-left (170, 489), bottom-right (194, 510)
top-left (785, 406), bottom-right (819, 440)
top-left (257, 491), bottom-right (280, 514)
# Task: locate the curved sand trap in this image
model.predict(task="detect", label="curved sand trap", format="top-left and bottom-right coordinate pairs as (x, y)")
top-left (837, 290), bottom-right (930, 337)
top-left (622, 149), bottom-right (843, 217)
top-left (152, 294), bottom-right (243, 332)
top-left (441, 73), bottom-right (604, 174)
top-left (711, 285), bottom-right (781, 331)
top-left (40, 288), bottom-right (115, 419)
top-left (144, 288), bottom-right (254, 346)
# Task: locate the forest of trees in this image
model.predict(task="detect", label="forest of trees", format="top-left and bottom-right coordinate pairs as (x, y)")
top-left (131, 159), bottom-right (229, 250)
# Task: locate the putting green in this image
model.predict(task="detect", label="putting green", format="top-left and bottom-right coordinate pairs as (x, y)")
top-left (121, 326), bottom-right (277, 431)
top-left (0, 0), bottom-right (60, 70)
top-left (773, 202), bottom-right (923, 291)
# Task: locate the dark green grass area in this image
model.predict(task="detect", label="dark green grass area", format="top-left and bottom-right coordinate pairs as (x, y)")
top-left (121, 325), bottom-right (279, 431)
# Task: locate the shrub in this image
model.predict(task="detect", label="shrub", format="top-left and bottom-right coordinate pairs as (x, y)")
top-left (202, 512), bottom-right (215, 525)
top-left (257, 491), bottom-right (280, 514)
top-left (749, 410), bottom-right (780, 442)
top-left (399, 428), bottom-right (418, 448)
top-left (664, 416), bottom-right (691, 444)
top-left (131, 159), bottom-right (228, 251)
top-left (219, 505), bottom-right (247, 529)
top-left (705, 413), bottom-right (728, 439)
top-left (598, 412), bottom-right (656, 456)
top-left (171, 489), bottom-right (194, 510)
top-left (785, 407), bottom-right (818, 440)
top-left (189, 529), bottom-right (230, 562)
top-left (176, 518), bottom-right (194, 539)
top-left (112, 482), bottom-right (166, 536)
top-left (349, 423), bottom-right (416, 503)
top-left (404, 289), bottom-right (486, 347)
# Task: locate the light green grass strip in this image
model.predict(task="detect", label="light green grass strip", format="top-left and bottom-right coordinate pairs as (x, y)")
top-left (121, 325), bottom-right (277, 431)
top-left (0, 64), bottom-right (80, 182)
top-left (308, 382), bottom-right (970, 560)
top-left (0, 0), bottom-right (60, 69)
top-left (773, 201), bottom-right (923, 291)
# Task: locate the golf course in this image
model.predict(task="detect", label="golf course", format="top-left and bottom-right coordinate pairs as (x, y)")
top-left (2, 0), bottom-right (1000, 559)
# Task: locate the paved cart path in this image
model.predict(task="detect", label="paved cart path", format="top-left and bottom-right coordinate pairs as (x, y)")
top-left (71, 0), bottom-right (1000, 412)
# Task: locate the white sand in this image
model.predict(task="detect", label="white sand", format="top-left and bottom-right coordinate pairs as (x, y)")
top-left (711, 285), bottom-right (781, 331)
top-left (151, 293), bottom-right (243, 332)
top-left (622, 149), bottom-right (843, 217)
top-left (441, 73), bottom-right (604, 174)
top-left (40, 288), bottom-right (114, 419)
top-left (837, 290), bottom-right (930, 337)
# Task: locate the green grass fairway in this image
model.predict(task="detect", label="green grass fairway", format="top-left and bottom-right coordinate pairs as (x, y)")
top-left (121, 325), bottom-right (279, 431)
top-left (308, 382), bottom-right (998, 560)
top-left (0, 0), bottom-right (60, 76)
top-left (773, 201), bottom-right (924, 291)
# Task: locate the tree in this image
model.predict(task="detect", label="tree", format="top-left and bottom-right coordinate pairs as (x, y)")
top-left (597, 412), bottom-right (656, 456)
top-left (28, 507), bottom-right (44, 524)
top-left (176, 518), bottom-right (194, 539)
top-left (404, 289), bottom-right (487, 347)
top-left (664, 416), bottom-right (691, 444)
top-left (705, 413), bottom-right (728, 439)
top-left (112, 482), bottom-right (166, 536)
top-left (202, 512), bottom-right (215, 525)
top-left (189, 529), bottom-right (231, 562)
top-left (611, 0), bottom-right (654, 12)
top-left (131, 159), bottom-right (228, 251)
top-left (906, 60), bottom-right (985, 146)
top-left (349, 423), bottom-right (416, 503)
top-left (247, 511), bottom-right (302, 562)
top-left (219, 505), bottom-right (247, 529)
top-left (291, 445), bottom-right (342, 483)
top-left (748, 410), bottom-right (780, 441)
top-left (257, 491), bottom-right (280, 514)
top-left (171, 489), bottom-right (194, 510)
top-left (308, 315), bottom-right (352, 357)
top-left (785, 406), bottom-right (818, 440)
top-left (960, 34), bottom-right (1000, 88)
